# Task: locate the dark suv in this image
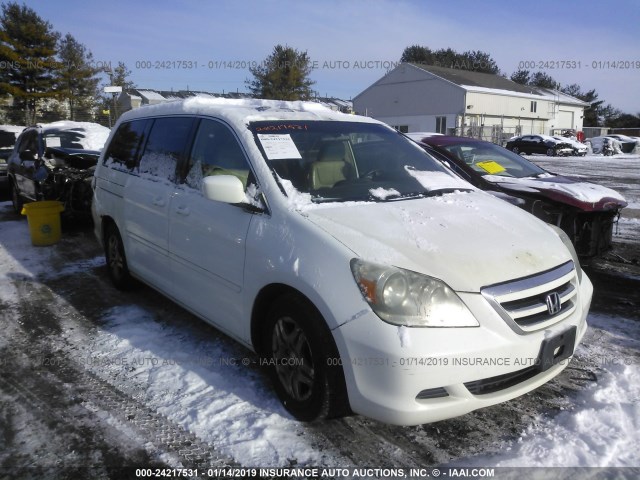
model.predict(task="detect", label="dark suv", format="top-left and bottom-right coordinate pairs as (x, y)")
top-left (7, 121), bottom-right (110, 217)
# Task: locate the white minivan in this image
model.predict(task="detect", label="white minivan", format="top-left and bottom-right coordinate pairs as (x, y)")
top-left (92, 98), bottom-right (592, 426)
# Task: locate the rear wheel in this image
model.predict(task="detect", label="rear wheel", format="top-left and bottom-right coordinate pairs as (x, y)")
top-left (546, 147), bottom-right (556, 156)
top-left (104, 223), bottom-right (135, 290)
top-left (263, 293), bottom-right (349, 421)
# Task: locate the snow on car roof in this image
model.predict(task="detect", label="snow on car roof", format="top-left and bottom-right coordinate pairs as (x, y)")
top-left (37, 121), bottom-right (111, 150)
top-left (117, 97), bottom-right (376, 129)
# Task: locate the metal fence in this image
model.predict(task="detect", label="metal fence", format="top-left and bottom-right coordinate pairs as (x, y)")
top-left (450, 125), bottom-right (524, 146)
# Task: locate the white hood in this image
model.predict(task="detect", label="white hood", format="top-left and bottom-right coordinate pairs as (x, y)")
top-left (305, 191), bottom-right (571, 292)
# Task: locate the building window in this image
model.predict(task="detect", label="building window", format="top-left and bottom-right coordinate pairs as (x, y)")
top-left (530, 101), bottom-right (537, 113)
top-left (393, 125), bottom-right (408, 133)
top-left (435, 116), bottom-right (447, 134)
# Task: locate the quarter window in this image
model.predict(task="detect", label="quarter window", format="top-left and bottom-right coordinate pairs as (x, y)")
top-left (103, 119), bottom-right (150, 171)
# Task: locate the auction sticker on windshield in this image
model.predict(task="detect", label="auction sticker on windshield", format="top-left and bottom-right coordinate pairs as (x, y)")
top-left (476, 160), bottom-right (506, 175)
top-left (257, 133), bottom-right (302, 160)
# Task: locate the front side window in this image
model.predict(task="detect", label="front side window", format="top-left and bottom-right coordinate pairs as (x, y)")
top-left (185, 119), bottom-right (251, 191)
top-left (17, 130), bottom-right (39, 161)
top-left (249, 121), bottom-right (470, 203)
top-left (139, 117), bottom-right (194, 181)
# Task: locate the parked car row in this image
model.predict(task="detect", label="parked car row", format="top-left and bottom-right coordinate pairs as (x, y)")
top-left (408, 134), bottom-right (627, 258)
top-left (587, 135), bottom-right (639, 155)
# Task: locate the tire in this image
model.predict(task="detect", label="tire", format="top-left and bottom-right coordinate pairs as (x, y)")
top-left (511, 146), bottom-right (520, 154)
top-left (10, 180), bottom-right (24, 215)
top-left (104, 223), bottom-right (135, 290)
top-left (263, 293), bottom-right (349, 422)
top-left (546, 148), bottom-right (556, 156)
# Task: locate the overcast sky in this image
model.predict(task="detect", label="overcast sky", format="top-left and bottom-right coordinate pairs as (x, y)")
top-left (21, 0), bottom-right (640, 113)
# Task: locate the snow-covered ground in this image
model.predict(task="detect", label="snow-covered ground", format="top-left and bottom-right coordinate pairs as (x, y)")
top-left (1, 152), bottom-right (639, 475)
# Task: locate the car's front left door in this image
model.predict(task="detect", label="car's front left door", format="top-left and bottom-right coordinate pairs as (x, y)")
top-left (12, 129), bottom-right (40, 200)
top-left (168, 118), bottom-right (257, 339)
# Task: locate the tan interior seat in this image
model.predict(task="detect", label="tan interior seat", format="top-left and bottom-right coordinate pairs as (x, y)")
top-left (309, 141), bottom-right (354, 189)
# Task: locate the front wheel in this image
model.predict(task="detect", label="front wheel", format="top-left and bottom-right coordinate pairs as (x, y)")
top-left (511, 146), bottom-right (520, 154)
top-left (10, 180), bottom-right (23, 214)
top-left (104, 223), bottom-right (135, 290)
top-left (546, 148), bottom-right (556, 156)
top-left (263, 294), bottom-right (349, 422)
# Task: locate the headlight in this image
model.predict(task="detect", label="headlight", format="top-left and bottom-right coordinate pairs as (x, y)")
top-left (548, 225), bottom-right (583, 282)
top-left (350, 259), bottom-right (479, 327)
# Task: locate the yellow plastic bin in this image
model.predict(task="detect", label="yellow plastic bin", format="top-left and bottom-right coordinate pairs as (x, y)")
top-left (21, 201), bottom-right (65, 246)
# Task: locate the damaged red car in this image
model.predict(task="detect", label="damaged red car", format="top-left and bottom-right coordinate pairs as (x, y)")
top-left (410, 135), bottom-right (627, 258)
top-left (7, 121), bottom-right (111, 218)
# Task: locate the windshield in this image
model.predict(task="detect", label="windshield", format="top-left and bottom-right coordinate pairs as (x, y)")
top-left (250, 121), bottom-right (471, 203)
top-left (440, 141), bottom-right (546, 179)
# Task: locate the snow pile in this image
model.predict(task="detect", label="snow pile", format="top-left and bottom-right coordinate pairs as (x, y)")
top-left (405, 167), bottom-right (473, 191)
top-left (454, 313), bottom-right (640, 467)
top-left (369, 187), bottom-right (400, 200)
top-left (89, 304), bottom-right (340, 466)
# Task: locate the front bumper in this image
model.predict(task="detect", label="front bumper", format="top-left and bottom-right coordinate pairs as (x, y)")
top-left (334, 272), bottom-right (592, 426)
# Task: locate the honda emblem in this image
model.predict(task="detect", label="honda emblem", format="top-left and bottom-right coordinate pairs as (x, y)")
top-left (546, 292), bottom-right (562, 315)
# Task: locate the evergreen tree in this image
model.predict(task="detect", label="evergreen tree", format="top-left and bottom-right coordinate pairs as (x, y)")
top-left (560, 84), bottom-right (603, 127)
top-left (96, 62), bottom-right (135, 126)
top-left (606, 113), bottom-right (640, 128)
top-left (108, 61), bottom-right (136, 90)
top-left (400, 45), bottom-right (500, 74)
top-left (57, 33), bottom-right (100, 121)
top-left (0, 2), bottom-right (59, 124)
top-left (510, 69), bottom-right (531, 85)
top-left (459, 50), bottom-right (500, 74)
top-left (529, 71), bottom-right (560, 90)
top-left (246, 45), bottom-right (315, 100)
top-left (400, 45), bottom-right (433, 64)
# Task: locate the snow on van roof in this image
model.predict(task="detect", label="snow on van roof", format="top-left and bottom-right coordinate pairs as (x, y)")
top-left (118, 97), bottom-right (376, 127)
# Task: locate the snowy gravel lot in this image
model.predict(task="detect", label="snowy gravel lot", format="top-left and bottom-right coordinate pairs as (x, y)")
top-left (0, 153), bottom-right (639, 478)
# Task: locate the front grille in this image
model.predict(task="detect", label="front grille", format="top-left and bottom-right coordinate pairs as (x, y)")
top-left (482, 261), bottom-right (578, 333)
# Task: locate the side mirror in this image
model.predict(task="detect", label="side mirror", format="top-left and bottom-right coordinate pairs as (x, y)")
top-left (202, 175), bottom-right (246, 204)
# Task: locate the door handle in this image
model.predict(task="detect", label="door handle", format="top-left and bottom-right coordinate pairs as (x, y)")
top-left (152, 197), bottom-right (165, 207)
top-left (175, 205), bottom-right (190, 216)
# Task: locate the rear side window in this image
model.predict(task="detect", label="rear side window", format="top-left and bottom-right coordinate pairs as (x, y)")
top-left (139, 117), bottom-right (194, 182)
top-left (103, 119), bottom-right (150, 170)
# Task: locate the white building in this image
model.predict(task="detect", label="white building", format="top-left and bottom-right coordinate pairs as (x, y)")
top-left (353, 63), bottom-right (589, 143)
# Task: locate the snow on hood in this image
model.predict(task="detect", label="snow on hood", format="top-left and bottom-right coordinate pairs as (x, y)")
top-left (304, 191), bottom-right (571, 292)
top-left (42, 121), bottom-right (111, 150)
top-left (483, 174), bottom-right (627, 208)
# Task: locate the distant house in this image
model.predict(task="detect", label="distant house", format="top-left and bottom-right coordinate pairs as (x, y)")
top-left (353, 63), bottom-right (589, 142)
top-left (117, 89), bottom-right (353, 114)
